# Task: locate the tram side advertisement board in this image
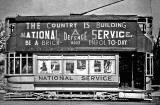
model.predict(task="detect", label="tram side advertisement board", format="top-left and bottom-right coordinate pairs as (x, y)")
top-left (15, 21), bottom-right (137, 51)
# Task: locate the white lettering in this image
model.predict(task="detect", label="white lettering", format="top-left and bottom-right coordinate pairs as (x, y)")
top-left (35, 40), bottom-right (38, 45)
top-left (98, 30), bottom-right (103, 39)
top-left (21, 30), bottom-right (58, 40)
top-left (103, 30), bottom-right (109, 39)
top-left (46, 23), bottom-right (77, 29)
top-left (39, 31), bottom-right (44, 39)
top-left (119, 31), bottom-right (125, 38)
top-left (96, 22), bottom-right (127, 29)
top-left (26, 32), bottom-right (31, 38)
top-left (84, 22), bottom-right (90, 28)
top-left (92, 30), bottom-right (97, 39)
top-left (92, 30), bottom-right (133, 39)
top-left (26, 22), bottom-right (41, 29)
top-left (110, 31), bottom-right (115, 38)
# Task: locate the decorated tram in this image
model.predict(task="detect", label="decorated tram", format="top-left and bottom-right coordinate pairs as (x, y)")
top-left (3, 15), bottom-right (153, 100)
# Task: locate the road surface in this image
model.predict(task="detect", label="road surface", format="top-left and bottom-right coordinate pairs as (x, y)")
top-left (0, 101), bottom-right (158, 105)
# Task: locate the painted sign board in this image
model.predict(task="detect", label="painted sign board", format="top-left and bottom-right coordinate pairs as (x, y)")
top-left (13, 21), bottom-right (137, 51)
top-left (35, 75), bottom-right (118, 82)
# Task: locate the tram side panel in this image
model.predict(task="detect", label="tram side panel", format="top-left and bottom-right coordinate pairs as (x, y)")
top-left (5, 54), bottom-right (119, 92)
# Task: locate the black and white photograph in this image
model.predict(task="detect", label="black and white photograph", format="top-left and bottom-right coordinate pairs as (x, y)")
top-left (0, 0), bottom-right (160, 105)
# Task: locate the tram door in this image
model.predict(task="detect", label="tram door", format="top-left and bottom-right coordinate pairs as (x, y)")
top-left (145, 53), bottom-right (153, 90)
top-left (119, 53), bottom-right (145, 90)
top-left (119, 53), bottom-right (132, 88)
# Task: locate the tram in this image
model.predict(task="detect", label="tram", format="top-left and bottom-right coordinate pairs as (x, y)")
top-left (3, 15), bottom-right (153, 100)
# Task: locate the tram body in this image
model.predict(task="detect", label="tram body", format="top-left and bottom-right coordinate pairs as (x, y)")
top-left (4, 15), bottom-right (153, 100)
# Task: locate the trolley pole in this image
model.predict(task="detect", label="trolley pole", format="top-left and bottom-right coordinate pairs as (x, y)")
top-left (131, 54), bottom-right (134, 89)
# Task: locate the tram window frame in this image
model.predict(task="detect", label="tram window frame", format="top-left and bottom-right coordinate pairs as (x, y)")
top-left (37, 56), bottom-right (63, 74)
top-left (63, 56), bottom-right (89, 75)
top-left (64, 58), bottom-right (89, 75)
top-left (146, 53), bottom-right (153, 76)
top-left (7, 53), bottom-right (33, 75)
top-left (138, 23), bottom-right (146, 34)
top-left (89, 56), bottom-right (116, 75)
top-left (38, 59), bottom-right (62, 74)
top-left (37, 55), bottom-right (116, 75)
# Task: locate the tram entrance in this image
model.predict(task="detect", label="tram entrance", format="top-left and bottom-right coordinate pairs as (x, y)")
top-left (119, 53), bottom-right (145, 90)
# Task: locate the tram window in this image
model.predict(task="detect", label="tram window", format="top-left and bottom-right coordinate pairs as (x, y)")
top-left (65, 60), bottom-right (75, 74)
top-left (38, 59), bottom-right (62, 74)
top-left (90, 59), bottom-right (116, 74)
top-left (151, 57), bottom-right (153, 75)
top-left (51, 60), bottom-right (60, 74)
top-left (22, 58), bottom-right (27, 74)
top-left (38, 60), bottom-right (48, 73)
top-left (64, 59), bottom-right (88, 75)
top-left (77, 60), bottom-right (86, 69)
top-left (10, 54), bottom-right (14, 57)
top-left (147, 59), bottom-right (150, 75)
top-left (28, 58), bottom-right (33, 74)
top-left (138, 23), bottom-right (146, 34)
top-left (90, 60), bottom-right (105, 74)
top-left (16, 53), bottom-right (20, 57)
top-left (146, 53), bottom-right (153, 76)
top-left (22, 58), bottom-right (33, 74)
top-left (15, 58), bottom-right (20, 74)
top-left (8, 53), bottom-right (33, 75)
top-left (76, 60), bottom-right (88, 75)
top-left (94, 60), bottom-right (102, 73)
top-left (104, 60), bottom-right (116, 74)
top-left (10, 58), bottom-right (14, 74)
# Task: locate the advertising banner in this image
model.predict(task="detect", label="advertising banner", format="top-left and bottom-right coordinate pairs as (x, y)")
top-left (15, 21), bottom-right (137, 51)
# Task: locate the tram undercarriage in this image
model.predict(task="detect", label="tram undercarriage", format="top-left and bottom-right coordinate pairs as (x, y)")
top-left (3, 89), bottom-right (152, 101)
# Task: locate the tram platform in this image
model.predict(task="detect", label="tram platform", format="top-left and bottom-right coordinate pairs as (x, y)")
top-left (151, 85), bottom-right (160, 103)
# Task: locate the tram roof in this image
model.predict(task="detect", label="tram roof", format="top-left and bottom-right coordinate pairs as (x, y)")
top-left (6, 15), bottom-right (143, 22)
